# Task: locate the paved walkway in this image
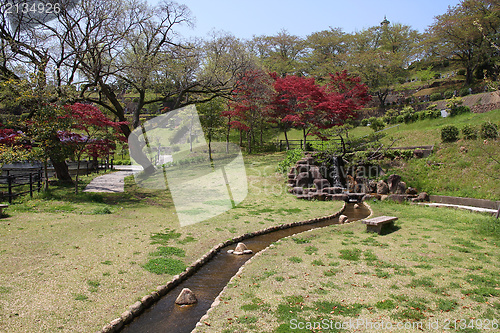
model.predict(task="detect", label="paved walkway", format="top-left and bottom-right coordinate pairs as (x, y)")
top-left (420, 202), bottom-right (498, 216)
top-left (84, 170), bottom-right (136, 193)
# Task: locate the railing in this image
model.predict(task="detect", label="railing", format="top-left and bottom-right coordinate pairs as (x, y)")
top-left (278, 139), bottom-right (341, 152)
top-left (0, 170), bottom-right (43, 203)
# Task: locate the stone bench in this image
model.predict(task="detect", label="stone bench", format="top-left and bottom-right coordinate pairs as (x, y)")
top-left (362, 216), bottom-right (398, 234)
top-left (0, 204), bottom-right (8, 216)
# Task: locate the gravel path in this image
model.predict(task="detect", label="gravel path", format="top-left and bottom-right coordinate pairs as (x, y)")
top-left (84, 171), bottom-right (135, 193)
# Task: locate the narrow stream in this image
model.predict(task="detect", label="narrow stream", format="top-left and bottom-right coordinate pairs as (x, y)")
top-left (121, 203), bottom-right (370, 333)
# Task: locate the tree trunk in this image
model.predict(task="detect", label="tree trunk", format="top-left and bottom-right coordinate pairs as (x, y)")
top-left (132, 90), bottom-right (146, 129)
top-left (496, 205), bottom-right (500, 219)
top-left (338, 133), bottom-right (346, 158)
top-left (98, 82), bottom-right (156, 175)
top-left (466, 66), bottom-right (474, 85)
top-left (50, 159), bottom-right (73, 183)
top-left (92, 155), bottom-right (98, 171)
top-left (303, 128), bottom-right (307, 151)
top-left (75, 158), bottom-right (81, 194)
top-left (239, 129), bottom-right (243, 147)
top-left (247, 130), bottom-right (252, 154)
top-left (260, 119), bottom-right (264, 146)
top-left (226, 123), bottom-right (230, 154)
top-left (377, 89), bottom-right (389, 108)
top-left (208, 135), bottom-right (213, 161)
top-left (127, 128), bottom-right (156, 175)
top-left (284, 128), bottom-right (290, 150)
top-left (43, 159), bottom-right (49, 191)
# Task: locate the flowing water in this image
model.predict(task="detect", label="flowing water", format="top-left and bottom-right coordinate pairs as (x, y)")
top-left (121, 203), bottom-right (370, 333)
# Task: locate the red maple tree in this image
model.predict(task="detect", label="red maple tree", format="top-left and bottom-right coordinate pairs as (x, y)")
top-left (62, 103), bottom-right (128, 193)
top-left (269, 71), bottom-right (370, 149)
top-left (224, 69), bottom-right (273, 153)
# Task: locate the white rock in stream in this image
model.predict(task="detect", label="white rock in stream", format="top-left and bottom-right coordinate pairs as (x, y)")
top-left (339, 215), bottom-right (349, 224)
top-left (175, 288), bottom-right (198, 305)
top-left (231, 242), bottom-right (253, 255)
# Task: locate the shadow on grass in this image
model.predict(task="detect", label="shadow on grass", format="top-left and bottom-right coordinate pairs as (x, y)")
top-left (379, 224), bottom-right (401, 236)
top-left (12, 176), bottom-right (174, 210)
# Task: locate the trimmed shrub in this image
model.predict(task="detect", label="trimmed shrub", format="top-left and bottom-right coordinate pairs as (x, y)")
top-left (361, 119), bottom-right (369, 126)
top-left (462, 125), bottom-right (478, 140)
top-left (402, 112), bottom-right (416, 123)
top-left (423, 105), bottom-right (441, 119)
top-left (450, 105), bottom-right (470, 117)
top-left (400, 106), bottom-right (416, 123)
top-left (346, 118), bottom-right (359, 128)
top-left (429, 109), bottom-right (441, 119)
top-left (444, 90), bottom-right (455, 99)
top-left (460, 88), bottom-right (470, 96)
top-left (369, 117), bottom-right (385, 132)
top-left (430, 92), bottom-right (442, 101)
top-left (415, 111), bottom-right (426, 121)
top-left (382, 109), bottom-right (400, 124)
top-left (447, 97), bottom-right (469, 117)
top-left (480, 122), bottom-right (498, 139)
top-left (441, 125), bottom-right (460, 142)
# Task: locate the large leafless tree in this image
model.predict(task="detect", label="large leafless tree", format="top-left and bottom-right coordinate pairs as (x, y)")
top-left (0, 0), bottom-right (256, 173)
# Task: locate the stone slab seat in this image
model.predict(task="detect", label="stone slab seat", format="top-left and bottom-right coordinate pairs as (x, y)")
top-left (0, 204), bottom-right (8, 216)
top-left (361, 216), bottom-right (398, 234)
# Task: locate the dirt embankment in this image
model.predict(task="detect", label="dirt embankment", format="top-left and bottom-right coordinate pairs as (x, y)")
top-left (362, 91), bottom-right (500, 118)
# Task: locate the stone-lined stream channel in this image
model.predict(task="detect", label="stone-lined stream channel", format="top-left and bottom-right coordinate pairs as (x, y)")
top-left (121, 203), bottom-right (370, 333)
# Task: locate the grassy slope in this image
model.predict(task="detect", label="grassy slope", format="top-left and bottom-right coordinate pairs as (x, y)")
top-left (195, 201), bottom-right (500, 333)
top-left (350, 109), bottom-right (500, 147)
top-left (390, 140), bottom-right (500, 200)
top-left (351, 109), bottom-right (500, 200)
top-left (0, 153), bottom-right (343, 333)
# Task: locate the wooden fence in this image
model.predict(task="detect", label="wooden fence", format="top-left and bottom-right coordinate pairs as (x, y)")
top-left (0, 170), bottom-right (43, 203)
top-left (278, 139), bottom-right (341, 151)
top-left (0, 159), bottom-right (114, 203)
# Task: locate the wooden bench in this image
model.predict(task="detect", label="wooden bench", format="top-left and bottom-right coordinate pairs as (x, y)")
top-left (0, 204), bottom-right (8, 216)
top-left (362, 216), bottom-right (398, 234)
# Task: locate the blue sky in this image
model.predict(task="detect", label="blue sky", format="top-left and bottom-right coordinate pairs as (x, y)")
top-left (165, 0), bottom-right (463, 39)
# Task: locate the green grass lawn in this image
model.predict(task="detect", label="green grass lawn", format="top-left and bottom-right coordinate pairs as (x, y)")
top-left (0, 152), bottom-right (343, 333)
top-left (194, 200), bottom-right (500, 333)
